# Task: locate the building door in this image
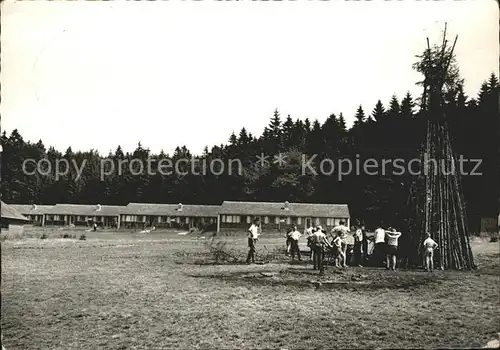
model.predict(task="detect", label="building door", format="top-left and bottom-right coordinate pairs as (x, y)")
top-left (305, 217), bottom-right (312, 230)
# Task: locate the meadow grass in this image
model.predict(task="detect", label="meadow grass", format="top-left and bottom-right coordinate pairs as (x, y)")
top-left (1, 228), bottom-right (499, 349)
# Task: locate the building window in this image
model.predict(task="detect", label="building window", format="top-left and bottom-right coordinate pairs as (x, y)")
top-left (137, 215), bottom-right (144, 222)
top-left (247, 216), bottom-right (251, 224)
top-left (327, 218), bottom-right (334, 226)
top-left (264, 216), bottom-right (269, 224)
top-left (315, 218), bottom-right (321, 226)
top-left (297, 217), bottom-right (302, 225)
top-left (286, 217), bottom-right (291, 225)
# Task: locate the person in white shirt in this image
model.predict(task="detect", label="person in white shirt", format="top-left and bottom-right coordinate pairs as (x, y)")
top-left (373, 225), bottom-right (386, 267)
top-left (311, 226), bottom-right (332, 275)
top-left (422, 232), bottom-right (438, 272)
top-left (246, 219), bottom-right (261, 264)
top-left (289, 225), bottom-right (302, 261)
top-left (305, 225), bottom-right (315, 261)
top-left (385, 227), bottom-right (402, 270)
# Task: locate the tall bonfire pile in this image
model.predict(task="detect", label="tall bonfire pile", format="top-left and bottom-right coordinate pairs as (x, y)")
top-left (408, 26), bottom-right (475, 270)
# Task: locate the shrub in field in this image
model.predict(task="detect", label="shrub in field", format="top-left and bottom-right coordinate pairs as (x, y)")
top-left (490, 235), bottom-right (498, 243)
top-left (63, 233), bottom-right (70, 239)
top-left (40, 233), bottom-right (48, 239)
top-left (79, 234), bottom-right (86, 240)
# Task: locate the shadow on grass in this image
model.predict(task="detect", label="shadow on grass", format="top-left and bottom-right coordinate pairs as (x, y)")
top-left (186, 268), bottom-right (443, 291)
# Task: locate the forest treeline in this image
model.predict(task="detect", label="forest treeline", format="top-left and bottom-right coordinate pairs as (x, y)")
top-left (1, 72), bottom-right (498, 231)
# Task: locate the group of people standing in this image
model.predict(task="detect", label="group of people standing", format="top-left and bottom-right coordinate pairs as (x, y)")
top-left (288, 222), bottom-right (405, 274)
top-left (247, 218), bottom-right (439, 273)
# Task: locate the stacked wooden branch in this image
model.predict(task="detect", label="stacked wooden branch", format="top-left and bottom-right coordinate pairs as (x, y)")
top-left (409, 24), bottom-right (475, 270)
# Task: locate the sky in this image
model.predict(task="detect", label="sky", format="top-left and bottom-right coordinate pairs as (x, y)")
top-left (1, 0), bottom-right (498, 156)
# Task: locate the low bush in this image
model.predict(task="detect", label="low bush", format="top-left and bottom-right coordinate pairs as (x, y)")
top-left (79, 234), bottom-right (86, 240)
top-left (40, 233), bottom-right (48, 239)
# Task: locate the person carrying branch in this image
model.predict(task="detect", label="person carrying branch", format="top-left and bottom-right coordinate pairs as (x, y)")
top-left (422, 232), bottom-right (438, 272)
top-left (246, 218), bottom-right (261, 264)
top-left (311, 226), bottom-right (332, 275)
top-left (385, 227), bottom-right (402, 271)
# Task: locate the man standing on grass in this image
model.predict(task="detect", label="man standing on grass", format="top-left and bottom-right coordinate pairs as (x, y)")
top-left (305, 224), bottom-right (314, 261)
top-left (385, 227), bottom-right (402, 271)
top-left (422, 232), bottom-right (438, 272)
top-left (289, 225), bottom-right (302, 261)
top-left (361, 224), bottom-right (369, 262)
top-left (246, 218), bottom-right (261, 264)
top-left (285, 226), bottom-right (293, 256)
top-left (311, 226), bottom-right (332, 275)
top-left (373, 224), bottom-right (386, 267)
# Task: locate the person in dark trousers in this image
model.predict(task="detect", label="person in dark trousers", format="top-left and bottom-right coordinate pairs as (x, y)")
top-left (93, 222), bottom-right (97, 232)
top-left (285, 227), bottom-right (293, 256)
top-left (361, 225), bottom-right (369, 262)
top-left (289, 225), bottom-right (301, 261)
top-left (373, 225), bottom-right (386, 267)
top-left (246, 219), bottom-right (261, 264)
top-left (311, 226), bottom-right (332, 275)
top-left (353, 225), bottom-right (363, 267)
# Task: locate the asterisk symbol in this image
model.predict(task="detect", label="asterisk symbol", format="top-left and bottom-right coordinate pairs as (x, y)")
top-left (273, 153), bottom-right (287, 167)
top-left (255, 152), bottom-right (270, 167)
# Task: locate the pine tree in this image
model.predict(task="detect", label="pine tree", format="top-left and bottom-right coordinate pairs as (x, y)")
top-left (282, 114), bottom-right (295, 150)
top-left (238, 128), bottom-right (249, 145)
top-left (229, 132), bottom-right (238, 146)
top-left (353, 105), bottom-right (366, 127)
top-left (487, 72), bottom-right (499, 92)
top-left (400, 92), bottom-right (415, 119)
top-left (372, 100), bottom-right (386, 122)
top-left (338, 113), bottom-right (347, 131)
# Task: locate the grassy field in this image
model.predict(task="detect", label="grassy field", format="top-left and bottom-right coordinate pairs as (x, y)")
top-left (1, 227), bottom-right (499, 349)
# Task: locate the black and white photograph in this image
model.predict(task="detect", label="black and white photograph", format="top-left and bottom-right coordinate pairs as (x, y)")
top-left (1, 0), bottom-right (499, 348)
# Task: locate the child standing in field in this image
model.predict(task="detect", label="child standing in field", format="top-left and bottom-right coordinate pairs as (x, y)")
top-left (423, 232), bottom-right (438, 272)
top-left (331, 221), bottom-right (350, 267)
top-left (331, 232), bottom-right (344, 268)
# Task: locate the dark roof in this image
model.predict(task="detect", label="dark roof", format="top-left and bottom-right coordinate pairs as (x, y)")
top-left (1, 201), bottom-right (29, 222)
top-left (123, 203), bottom-right (219, 217)
top-left (10, 204), bottom-right (54, 215)
top-left (46, 204), bottom-right (125, 216)
top-left (219, 201), bottom-right (350, 218)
